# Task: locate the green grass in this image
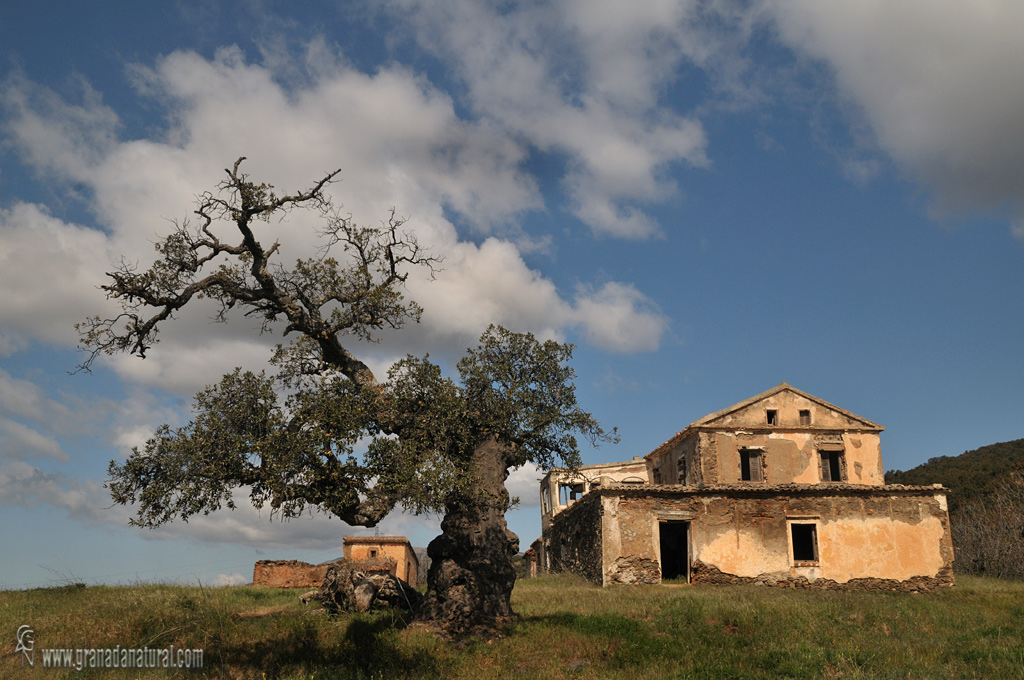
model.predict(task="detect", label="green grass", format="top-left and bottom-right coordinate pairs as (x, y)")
top-left (3, 575), bottom-right (1024, 679)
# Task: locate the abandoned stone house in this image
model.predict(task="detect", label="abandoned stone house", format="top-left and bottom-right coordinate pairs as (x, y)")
top-left (528, 383), bottom-right (954, 590)
top-left (253, 535), bottom-right (419, 588)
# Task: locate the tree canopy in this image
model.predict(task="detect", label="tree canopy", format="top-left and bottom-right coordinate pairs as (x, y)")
top-left (80, 157), bottom-right (612, 531)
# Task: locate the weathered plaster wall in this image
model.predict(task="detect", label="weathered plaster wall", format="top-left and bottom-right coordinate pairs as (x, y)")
top-left (594, 486), bottom-right (952, 590)
top-left (651, 436), bottom-right (699, 486)
top-left (710, 391), bottom-right (872, 431)
top-left (601, 495), bottom-right (661, 584)
top-left (707, 431), bottom-right (883, 486)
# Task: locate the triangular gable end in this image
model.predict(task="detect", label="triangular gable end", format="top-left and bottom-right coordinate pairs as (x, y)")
top-left (688, 383), bottom-right (883, 431)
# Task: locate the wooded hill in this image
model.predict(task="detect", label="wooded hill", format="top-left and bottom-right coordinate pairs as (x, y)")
top-left (885, 438), bottom-right (1024, 513)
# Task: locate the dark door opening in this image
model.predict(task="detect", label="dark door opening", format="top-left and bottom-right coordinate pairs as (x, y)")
top-left (659, 521), bottom-right (690, 582)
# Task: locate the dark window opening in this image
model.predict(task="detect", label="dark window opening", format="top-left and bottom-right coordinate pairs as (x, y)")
top-left (679, 456), bottom-right (688, 485)
top-left (559, 482), bottom-right (584, 505)
top-left (791, 523), bottom-right (818, 564)
top-left (766, 409), bottom-right (778, 426)
top-left (799, 409), bottom-right (811, 426)
top-left (659, 521), bottom-right (690, 581)
top-left (369, 549), bottom-right (378, 558)
top-left (740, 449), bottom-right (763, 482)
top-left (820, 451), bottom-right (843, 482)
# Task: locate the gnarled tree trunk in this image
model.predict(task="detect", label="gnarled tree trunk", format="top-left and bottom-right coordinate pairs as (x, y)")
top-left (418, 437), bottom-right (518, 635)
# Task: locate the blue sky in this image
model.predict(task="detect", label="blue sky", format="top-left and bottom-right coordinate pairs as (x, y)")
top-left (2, 1), bottom-right (1023, 589)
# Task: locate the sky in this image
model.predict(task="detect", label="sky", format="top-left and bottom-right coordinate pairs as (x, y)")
top-left (1, 0), bottom-right (1023, 590)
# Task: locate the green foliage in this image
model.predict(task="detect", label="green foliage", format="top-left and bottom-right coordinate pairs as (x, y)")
top-left (91, 161), bottom-right (613, 532)
top-left (885, 439), bottom-right (1024, 512)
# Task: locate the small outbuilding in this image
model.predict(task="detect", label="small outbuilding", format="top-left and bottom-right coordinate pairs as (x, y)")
top-left (343, 536), bottom-right (420, 587)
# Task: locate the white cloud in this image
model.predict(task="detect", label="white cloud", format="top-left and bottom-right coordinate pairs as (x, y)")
top-left (0, 462), bottom-right (112, 522)
top-left (573, 282), bottom-right (668, 353)
top-left (384, 0), bottom-right (709, 238)
top-left (0, 44), bottom-right (667, 405)
top-left (0, 417), bottom-right (66, 461)
top-left (209, 572), bottom-right (249, 586)
top-left (764, 0), bottom-right (1024, 230)
top-left (0, 203), bottom-right (114, 348)
top-left (506, 462), bottom-right (544, 507)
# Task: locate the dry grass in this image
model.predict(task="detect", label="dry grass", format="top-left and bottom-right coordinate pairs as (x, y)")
top-left (3, 574), bottom-right (1024, 679)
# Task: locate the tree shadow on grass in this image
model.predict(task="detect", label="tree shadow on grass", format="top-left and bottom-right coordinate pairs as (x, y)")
top-left (213, 609), bottom-right (443, 679)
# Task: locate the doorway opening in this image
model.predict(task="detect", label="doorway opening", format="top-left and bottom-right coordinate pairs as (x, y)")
top-left (659, 520), bottom-right (690, 582)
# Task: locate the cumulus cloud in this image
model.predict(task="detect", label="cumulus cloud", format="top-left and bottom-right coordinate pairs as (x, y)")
top-left (0, 461), bottom-right (112, 522)
top-left (144, 486), bottom-right (442, 550)
top-left (384, 0), bottom-right (709, 238)
top-left (1, 45), bottom-right (666, 395)
top-left (0, 203), bottom-right (114, 348)
top-left (506, 462), bottom-right (544, 507)
top-left (763, 0), bottom-right (1024, 231)
top-left (0, 418), bottom-right (66, 461)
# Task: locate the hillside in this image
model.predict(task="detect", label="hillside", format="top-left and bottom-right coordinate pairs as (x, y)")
top-left (885, 438), bottom-right (1024, 512)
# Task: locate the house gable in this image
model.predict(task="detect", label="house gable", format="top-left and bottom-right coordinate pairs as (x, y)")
top-left (690, 383), bottom-right (882, 432)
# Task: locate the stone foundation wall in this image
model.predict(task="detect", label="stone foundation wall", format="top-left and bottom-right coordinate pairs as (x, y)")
top-left (691, 560), bottom-right (954, 592)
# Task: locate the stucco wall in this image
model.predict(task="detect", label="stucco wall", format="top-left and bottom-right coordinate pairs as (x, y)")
top-left (589, 485), bottom-right (952, 590)
top-left (343, 540), bottom-right (419, 586)
top-left (707, 431), bottom-right (883, 486)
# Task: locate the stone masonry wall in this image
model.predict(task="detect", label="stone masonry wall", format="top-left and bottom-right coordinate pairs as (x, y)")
top-left (253, 560), bottom-right (334, 588)
top-left (545, 492), bottom-right (604, 584)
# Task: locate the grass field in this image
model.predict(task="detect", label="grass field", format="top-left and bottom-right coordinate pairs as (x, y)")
top-left (2, 574), bottom-right (1024, 679)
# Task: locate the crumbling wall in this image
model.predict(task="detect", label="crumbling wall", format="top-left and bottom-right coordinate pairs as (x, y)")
top-left (602, 494), bottom-right (661, 584)
top-left (545, 493), bottom-right (604, 583)
top-left (708, 430), bottom-right (883, 486)
top-left (253, 560), bottom-right (334, 588)
top-left (595, 486), bottom-right (953, 589)
top-left (690, 561), bottom-right (954, 592)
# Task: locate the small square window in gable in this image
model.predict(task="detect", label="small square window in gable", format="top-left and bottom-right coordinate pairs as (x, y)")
top-left (799, 409), bottom-right (811, 426)
top-left (766, 409), bottom-right (778, 426)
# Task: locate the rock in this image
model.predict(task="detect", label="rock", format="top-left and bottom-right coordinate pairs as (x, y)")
top-left (353, 581), bottom-right (379, 612)
top-left (316, 561), bottom-right (421, 615)
top-left (299, 590), bottom-right (319, 604)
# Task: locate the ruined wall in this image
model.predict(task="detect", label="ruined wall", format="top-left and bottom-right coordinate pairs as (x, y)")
top-left (706, 430), bottom-right (883, 486)
top-left (600, 494), bottom-right (661, 584)
top-left (650, 435), bottom-right (699, 486)
top-left (544, 492), bottom-right (605, 584)
top-left (540, 459), bottom-right (650, 532)
top-left (699, 432), bottom-right (719, 484)
top-left (253, 560), bottom-right (332, 588)
top-left (598, 486), bottom-right (953, 590)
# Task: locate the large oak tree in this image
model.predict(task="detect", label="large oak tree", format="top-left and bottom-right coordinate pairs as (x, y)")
top-left (78, 158), bottom-right (613, 634)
